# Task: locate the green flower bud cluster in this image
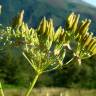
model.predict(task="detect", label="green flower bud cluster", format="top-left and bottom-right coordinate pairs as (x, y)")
top-left (0, 11), bottom-right (96, 73)
top-left (66, 12), bottom-right (96, 60)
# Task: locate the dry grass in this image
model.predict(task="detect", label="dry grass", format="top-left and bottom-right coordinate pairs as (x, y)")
top-left (3, 87), bottom-right (96, 96)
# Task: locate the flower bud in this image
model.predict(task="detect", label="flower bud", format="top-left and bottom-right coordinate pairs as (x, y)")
top-left (66, 12), bottom-right (75, 29)
top-left (38, 17), bottom-right (47, 34)
top-left (72, 14), bottom-right (80, 32)
top-left (87, 38), bottom-right (96, 51)
top-left (83, 33), bottom-right (92, 48)
top-left (12, 10), bottom-right (24, 28)
top-left (78, 19), bottom-right (91, 38)
top-left (54, 26), bottom-right (62, 41)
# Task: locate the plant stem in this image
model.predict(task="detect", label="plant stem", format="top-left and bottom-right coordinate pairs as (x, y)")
top-left (43, 65), bottom-right (59, 73)
top-left (64, 57), bottom-right (74, 65)
top-left (25, 73), bottom-right (40, 96)
top-left (0, 82), bottom-right (5, 96)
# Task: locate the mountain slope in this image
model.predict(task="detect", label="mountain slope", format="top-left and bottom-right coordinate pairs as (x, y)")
top-left (0, 0), bottom-right (96, 33)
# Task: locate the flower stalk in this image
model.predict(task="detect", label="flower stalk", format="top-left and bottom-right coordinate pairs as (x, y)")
top-left (25, 72), bottom-right (40, 96)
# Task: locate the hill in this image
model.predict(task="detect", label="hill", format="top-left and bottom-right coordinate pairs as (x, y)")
top-left (0, 0), bottom-right (96, 33)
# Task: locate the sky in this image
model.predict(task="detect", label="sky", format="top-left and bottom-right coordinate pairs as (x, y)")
top-left (82, 0), bottom-right (96, 7)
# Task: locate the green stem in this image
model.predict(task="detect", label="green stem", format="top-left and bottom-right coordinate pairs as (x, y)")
top-left (64, 57), bottom-right (74, 65)
top-left (43, 65), bottom-right (59, 73)
top-left (25, 73), bottom-right (40, 96)
top-left (0, 82), bottom-right (5, 96)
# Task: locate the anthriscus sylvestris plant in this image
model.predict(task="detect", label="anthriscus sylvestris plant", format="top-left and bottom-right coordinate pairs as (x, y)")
top-left (0, 9), bottom-right (96, 96)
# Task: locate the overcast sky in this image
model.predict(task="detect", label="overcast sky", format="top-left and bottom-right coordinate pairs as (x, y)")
top-left (82, 0), bottom-right (96, 7)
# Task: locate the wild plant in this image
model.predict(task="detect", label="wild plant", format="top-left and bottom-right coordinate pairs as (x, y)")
top-left (0, 10), bottom-right (96, 96)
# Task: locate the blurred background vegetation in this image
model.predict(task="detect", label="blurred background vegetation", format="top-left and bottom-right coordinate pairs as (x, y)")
top-left (0, 0), bottom-right (96, 91)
